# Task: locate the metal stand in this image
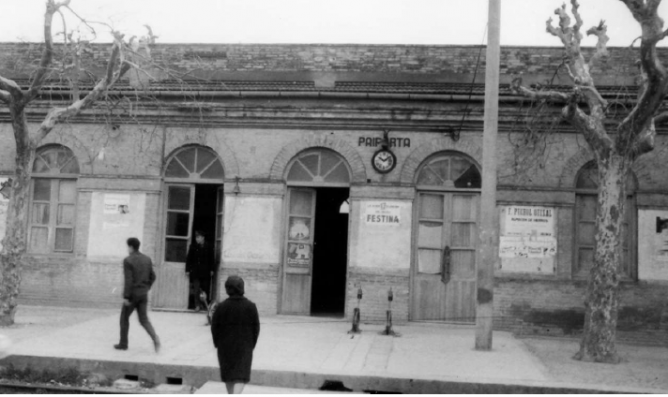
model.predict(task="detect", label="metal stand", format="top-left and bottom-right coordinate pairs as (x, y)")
top-left (380, 288), bottom-right (400, 337)
top-left (348, 287), bottom-right (363, 335)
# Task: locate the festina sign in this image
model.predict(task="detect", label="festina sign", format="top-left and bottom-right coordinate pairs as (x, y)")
top-left (364, 201), bottom-right (401, 225)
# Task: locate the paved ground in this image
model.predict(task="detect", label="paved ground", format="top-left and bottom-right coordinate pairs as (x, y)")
top-left (1, 305), bottom-right (667, 393)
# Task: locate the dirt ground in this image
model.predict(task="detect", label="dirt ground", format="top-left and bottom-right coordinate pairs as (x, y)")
top-left (520, 336), bottom-right (668, 391)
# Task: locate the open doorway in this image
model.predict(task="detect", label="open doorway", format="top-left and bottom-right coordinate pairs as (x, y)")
top-left (310, 188), bottom-right (349, 317)
top-left (187, 184), bottom-right (221, 310)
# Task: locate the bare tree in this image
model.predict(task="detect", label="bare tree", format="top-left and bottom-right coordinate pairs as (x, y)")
top-left (0, 0), bottom-right (134, 325)
top-left (511, 0), bottom-right (668, 363)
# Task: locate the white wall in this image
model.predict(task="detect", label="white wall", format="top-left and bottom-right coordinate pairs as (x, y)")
top-left (87, 192), bottom-right (146, 260)
top-left (349, 199), bottom-right (412, 270)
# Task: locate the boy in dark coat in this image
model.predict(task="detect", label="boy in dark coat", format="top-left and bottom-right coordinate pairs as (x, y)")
top-left (211, 276), bottom-right (260, 394)
top-left (186, 231), bottom-right (215, 311)
top-left (115, 237), bottom-right (161, 353)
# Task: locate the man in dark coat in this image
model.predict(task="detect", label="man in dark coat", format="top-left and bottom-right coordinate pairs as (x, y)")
top-left (211, 276), bottom-right (260, 394)
top-left (186, 231), bottom-right (215, 311)
top-left (115, 237), bottom-right (161, 353)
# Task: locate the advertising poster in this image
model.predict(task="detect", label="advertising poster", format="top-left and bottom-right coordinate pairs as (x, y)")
top-left (638, 210), bottom-right (668, 281)
top-left (287, 242), bottom-right (311, 268)
top-left (104, 194), bottom-right (130, 215)
top-left (498, 205), bottom-right (557, 274)
top-left (364, 201), bottom-right (401, 226)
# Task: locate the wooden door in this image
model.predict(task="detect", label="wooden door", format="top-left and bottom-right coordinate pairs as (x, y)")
top-left (281, 188), bottom-right (316, 315)
top-left (412, 192), bottom-right (479, 323)
top-left (155, 184), bottom-right (194, 309)
top-left (212, 186), bottom-right (224, 299)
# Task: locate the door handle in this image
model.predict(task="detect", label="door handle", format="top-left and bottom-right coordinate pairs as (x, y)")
top-left (441, 246), bottom-right (451, 285)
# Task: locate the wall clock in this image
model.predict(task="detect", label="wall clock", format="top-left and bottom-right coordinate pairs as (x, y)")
top-left (372, 148), bottom-right (397, 174)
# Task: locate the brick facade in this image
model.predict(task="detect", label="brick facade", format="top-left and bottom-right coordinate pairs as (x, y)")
top-left (1, 43), bottom-right (667, 343)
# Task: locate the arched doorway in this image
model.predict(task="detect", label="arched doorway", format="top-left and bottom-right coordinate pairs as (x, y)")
top-left (281, 148), bottom-right (352, 316)
top-left (411, 152), bottom-right (481, 323)
top-left (155, 145), bottom-right (225, 310)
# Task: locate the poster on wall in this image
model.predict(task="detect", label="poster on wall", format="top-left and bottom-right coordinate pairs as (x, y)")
top-left (498, 205), bottom-right (557, 274)
top-left (0, 178), bottom-right (9, 251)
top-left (104, 193), bottom-right (130, 215)
top-left (638, 210), bottom-right (668, 281)
top-left (88, 192), bottom-right (146, 259)
top-left (503, 206), bottom-right (555, 239)
top-left (287, 242), bottom-right (311, 268)
top-left (364, 201), bottom-right (401, 226)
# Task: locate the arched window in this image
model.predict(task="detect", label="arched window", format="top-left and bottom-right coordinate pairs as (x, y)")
top-left (29, 145), bottom-right (79, 254)
top-left (574, 161), bottom-right (637, 279)
top-left (416, 153), bottom-right (481, 190)
top-left (286, 149), bottom-right (351, 186)
top-left (165, 146), bottom-right (224, 181)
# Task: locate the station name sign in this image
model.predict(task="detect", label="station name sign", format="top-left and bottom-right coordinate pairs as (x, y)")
top-left (358, 137), bottom-right (411, 148)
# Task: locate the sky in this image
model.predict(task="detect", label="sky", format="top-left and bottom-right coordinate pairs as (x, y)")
top-left (0, 0), bottom-right (667, 47)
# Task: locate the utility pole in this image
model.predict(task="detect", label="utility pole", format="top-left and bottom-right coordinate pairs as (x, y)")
top-left (475, 0), bottom-right (501, 351)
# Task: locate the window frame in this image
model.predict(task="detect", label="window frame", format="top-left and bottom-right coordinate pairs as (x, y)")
top-left (28, 146), bottom-right (79, 255)
top-left (28, 176), bottom-right (78, 255)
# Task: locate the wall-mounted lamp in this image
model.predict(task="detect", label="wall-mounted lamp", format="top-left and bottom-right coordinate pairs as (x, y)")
top-left (233, 176), bottom-right (241, 195)
top-left (339, 199), bottom-right (350, 214)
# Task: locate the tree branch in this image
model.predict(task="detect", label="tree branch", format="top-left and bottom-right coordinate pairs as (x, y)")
top-left (31, 40), bottom-right (131, 145)
top-left (510, 77), bottom-right (570, 101)
top-left (0, 75), bottom-right (23, 101)
top-left (21, 0), bottom-right (71, 108)
top-left (0, 90), bottom-right (10, 104)
top-left (586, 20), bottom-right (609, 71)
top-left (654, 111), bottom-right (668, 125)
top-left (618, 0), bottom-right (668, 139)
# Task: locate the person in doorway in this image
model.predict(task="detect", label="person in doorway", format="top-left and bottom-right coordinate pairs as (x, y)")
top-left (186, 230), bottom-right (215, 311)
top-left (115, 237), bottom-right (161, 353)
top-left (211, 276), bottom-right (260, 394)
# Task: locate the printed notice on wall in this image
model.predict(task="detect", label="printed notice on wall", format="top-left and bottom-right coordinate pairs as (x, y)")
top-left (88, 192), bottom-right (146, 259)
top-left (498, 206), bottom-right (557, 274)
top-left (103, 194), bottom-right (130, 215)
top-left (364, 201), bottom-right (401, 226)
top-left (0, 178), bottom-right (9, 251)
top-left (639, 210), bottom-right (668, 281)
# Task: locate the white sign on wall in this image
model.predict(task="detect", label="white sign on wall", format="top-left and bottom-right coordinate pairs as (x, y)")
top-left (103, 193), bottom-right (130, 215)
top-left (498, 205), bottom-right (557, 274)
top-left (88, 192), bottom-right (146, 259)
top-left (364, 201), bottom-right (401, 226)
top-left (503, 206), bottom-right (555, 239)
top-left (639, 210), bottom-right (668, 281)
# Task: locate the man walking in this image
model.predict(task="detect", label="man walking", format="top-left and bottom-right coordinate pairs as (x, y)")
top-left (186, 230), bottom-right (214, 311)
top-left (115, 237), bottom-right (161, 353)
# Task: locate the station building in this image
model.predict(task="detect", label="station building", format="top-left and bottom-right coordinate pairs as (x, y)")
top-left (1, 43), bottom-right (668, 339)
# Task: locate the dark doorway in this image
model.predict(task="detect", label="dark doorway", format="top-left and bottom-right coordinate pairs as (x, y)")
top-left (188, 184), bottom-right (221, 310)
top-left (310, 187), bottom-right (349, 316)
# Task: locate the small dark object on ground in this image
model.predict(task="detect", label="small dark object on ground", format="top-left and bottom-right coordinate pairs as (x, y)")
top-left (320, 380), bottom-right (353, 392)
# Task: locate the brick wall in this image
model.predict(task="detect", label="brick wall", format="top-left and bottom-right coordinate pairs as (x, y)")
top-left (495, 279), bottom-right (668, 345)
top-left (0, 42), bottom-right (657, 81)
top-left (218, 266), bottom-right (280, 316)
top-left (346, 268), bottom-right (410, 324)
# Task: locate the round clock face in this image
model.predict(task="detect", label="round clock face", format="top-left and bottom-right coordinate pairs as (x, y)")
top-left (372, 149), bottom-right (397, 174)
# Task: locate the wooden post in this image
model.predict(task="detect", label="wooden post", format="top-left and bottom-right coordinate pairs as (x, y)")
top-left (475, 0), bottom-right (501, 351)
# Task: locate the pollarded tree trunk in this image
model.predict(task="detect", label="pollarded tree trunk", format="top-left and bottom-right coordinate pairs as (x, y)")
top-left (0, 108), bottom-right (35, 326)
top-left (575, 153), bottom-right (628, 363)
